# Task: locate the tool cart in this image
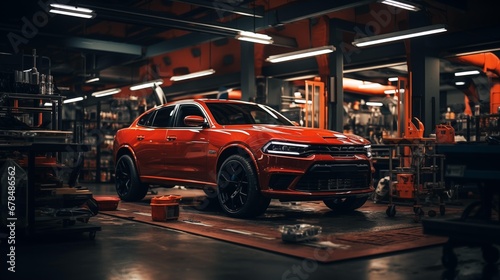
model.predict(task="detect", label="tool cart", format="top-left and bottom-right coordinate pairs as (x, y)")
top-left (382, 137), bottom-right (447, 222)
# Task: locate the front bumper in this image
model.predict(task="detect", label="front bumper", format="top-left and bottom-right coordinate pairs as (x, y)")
top-left (257, 153), bottom-right (374, 200)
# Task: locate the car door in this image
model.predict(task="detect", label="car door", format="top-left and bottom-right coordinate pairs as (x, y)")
top-left (133, 106), bottom-right (174, 181)
top-left (163, 104), bottom-right (209, 184)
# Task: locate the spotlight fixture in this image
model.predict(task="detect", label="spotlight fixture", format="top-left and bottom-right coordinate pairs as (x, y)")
top-left (266, 45), bottom-right (335, 63)
top-left (388, 77), bottom-right (399, 82)
top-left (49, 4), bottom-right (96, 19)
top-left (92, 88), bottom-right (121, 98)
top-left (379, 0), bottom-right (421, 11)
top-left (170, 69), bottom-right (215, 82)
top-left (130, 79), bottom-right (164, 91)
top-left (352, 24), bottom-right (447, 47)
top-left (454, 70), bottom-right (480, 76)
top-left (235, 31), bottom-right (273, 45)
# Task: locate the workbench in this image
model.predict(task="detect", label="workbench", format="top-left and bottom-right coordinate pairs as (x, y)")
top-left (0, 142), bottom-right (101, 239)
top-left (422, 142), bottom-right (500, 269)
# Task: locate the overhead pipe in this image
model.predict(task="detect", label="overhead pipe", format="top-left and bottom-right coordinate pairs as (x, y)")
top-left (342, 83), bottom-right (396, 95)
top-left (452, 52), bottom-right (500, 114)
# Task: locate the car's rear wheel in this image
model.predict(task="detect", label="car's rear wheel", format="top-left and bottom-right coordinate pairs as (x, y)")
top-left (115, 154), bottom-right (148, 201)
top-left (217, 155), bottom-right (269, 218)
top-left (323, 196), bottom-right (369, 212)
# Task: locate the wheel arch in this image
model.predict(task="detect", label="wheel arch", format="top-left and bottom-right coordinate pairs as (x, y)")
top-left (115, 146), bottom-right (140, 175)
top-left (216, 144), bottom-right (260, 190)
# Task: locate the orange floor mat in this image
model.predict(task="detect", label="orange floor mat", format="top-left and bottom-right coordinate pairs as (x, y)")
top-left (100, 199), bottom-right (459, 263)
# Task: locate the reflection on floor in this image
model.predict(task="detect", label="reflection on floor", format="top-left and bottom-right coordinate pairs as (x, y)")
top-left (1, 183), bottom-right (498, 280)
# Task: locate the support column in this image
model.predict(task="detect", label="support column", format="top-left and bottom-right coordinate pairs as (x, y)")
top-left (408, 14), bottom-right (441, 136)
top-left (328, 25), bottom-right (344, 132)
top-left (240, 41), bottom-right (256, 102)
top-left (409, 46), bottom-right (440, 136)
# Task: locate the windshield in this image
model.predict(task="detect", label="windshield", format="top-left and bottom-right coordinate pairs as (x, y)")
top-left (206, 102), bottom-right (294, 126)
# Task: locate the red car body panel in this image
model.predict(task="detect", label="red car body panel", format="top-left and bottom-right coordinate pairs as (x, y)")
top-left (113, 99), bottom-right (375, 201)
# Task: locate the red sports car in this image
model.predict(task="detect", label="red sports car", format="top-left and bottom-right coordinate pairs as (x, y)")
top-left (113, 99), bottom-right (374, 218)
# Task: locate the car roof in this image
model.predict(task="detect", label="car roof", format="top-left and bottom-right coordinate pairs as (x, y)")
top-left (168, 98), bottom-right (256, 106)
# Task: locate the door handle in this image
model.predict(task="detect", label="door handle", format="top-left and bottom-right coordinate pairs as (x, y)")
top-left (136, 135), bottom-right (145, 141)
top-left (166, 136), bottom-right (177, 141)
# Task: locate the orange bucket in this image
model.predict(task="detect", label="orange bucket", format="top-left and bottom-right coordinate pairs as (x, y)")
top-left (150, 195), bottom-right (182, 221)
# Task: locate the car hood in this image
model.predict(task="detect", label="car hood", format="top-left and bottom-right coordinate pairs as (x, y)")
top-left (243, 125), bottom-right (370, 145)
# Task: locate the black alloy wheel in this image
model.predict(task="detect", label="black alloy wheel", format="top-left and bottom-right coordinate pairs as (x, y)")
top-left (217, 155), bottom-right (270, 218)
top-left (115, 154), bottom-right (148, 201)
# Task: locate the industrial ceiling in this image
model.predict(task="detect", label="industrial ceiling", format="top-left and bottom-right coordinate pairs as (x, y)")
top-left (1, 0), bottom-right (499, 101)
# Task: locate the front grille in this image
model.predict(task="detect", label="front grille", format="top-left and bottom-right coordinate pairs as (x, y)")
top-left (305, 145), bottom-right (367, 157)
top-left (295, 163), bottom-right (371, 191)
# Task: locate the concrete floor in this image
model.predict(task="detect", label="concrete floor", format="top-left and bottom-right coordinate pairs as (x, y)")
top-left (1, 183), bottom-right (499, 280)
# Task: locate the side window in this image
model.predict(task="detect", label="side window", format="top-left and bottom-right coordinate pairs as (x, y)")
top-left (151, 106), bottom-right (175, 128)
top-left (137, 111), bottom-right (154, 126)
top-left (175, 104), bottom-right (205, 127)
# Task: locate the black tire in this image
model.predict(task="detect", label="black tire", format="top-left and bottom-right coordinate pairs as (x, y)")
top-left (386, 205), bottom-right (397, 217)
top-left (194, 187), bottom-right (221, 211)
top-left (442, 243), bottom-right (458, 269)
top-left (217, 155), bottom-right (268, 218)
top-left (115, 154), bottom-right (148, 202)
top-left (323, 196), bottom-right (368, 212)
top-left (482, 244), bottom-right (500, 264)
top-left (428, 210), bottom-right (437, 217)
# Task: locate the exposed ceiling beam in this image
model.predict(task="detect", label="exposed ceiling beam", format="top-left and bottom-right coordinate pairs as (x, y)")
top-left (64, 37), bottom-right (142, 56)
top-left (147, 0), bottom-right (375, 58)
top-left (270, 0), bottom-right (377, 24)
top-left (170, 0), bottom-right (264, 18)
top-left (82, 4), bottom-right (241, 36)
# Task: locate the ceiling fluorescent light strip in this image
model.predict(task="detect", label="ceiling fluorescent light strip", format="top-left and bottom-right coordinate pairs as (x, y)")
top-left (454, 70), bottom-right (480, 76)
top-left (63, 96), bottom-right (85, 104)
top-left (380, 0), bottom-right (420, 11)
top-left (344, 62), bottom-right (406, 73)
top-left (92, 88), bottom-right (121, 98)
top-left (236, 31), bottom-right (273, 45)
top-left (49, 4), bottom-right (96, 19)
top-left (366, 101), bottom-right (384, 107)
top-left (352, 24), bottom-right (447, 47)
top-left (266, 45), bottom-right (336, 63)
top-left (170, 69), bottom-right (216, 82)
top-left (85, 77), bottom-right (100, 83)
top-left (130, 79), bottom-right (164, 91)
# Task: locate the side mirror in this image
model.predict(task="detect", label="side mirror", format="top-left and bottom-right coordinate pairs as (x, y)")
top-left (184, 115), bottom-right (207, 127)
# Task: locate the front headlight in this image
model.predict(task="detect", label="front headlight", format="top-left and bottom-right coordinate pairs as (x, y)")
top-left (262, 141), bottom-right (310, 156)
top-left (364, 144), bottom-right (372, 158)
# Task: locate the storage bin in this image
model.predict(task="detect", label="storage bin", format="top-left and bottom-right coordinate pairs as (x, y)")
top-left (436, 124), bottom-right (455, 144)
top-left (93, 196), bottom-right (120, 211)
top-left (150, 195), bottom-right (182, 221)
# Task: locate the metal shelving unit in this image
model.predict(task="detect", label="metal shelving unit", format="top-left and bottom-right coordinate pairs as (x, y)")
top-left (0, 92), bottom-right (101, 238)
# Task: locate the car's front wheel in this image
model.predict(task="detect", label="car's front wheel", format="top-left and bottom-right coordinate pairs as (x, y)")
top-left (115, 154), bottom-right (148, 201)
top-left (323, 195), bottom-right (369, 212)
top-left (217, 155), bottom-right (270, 218)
